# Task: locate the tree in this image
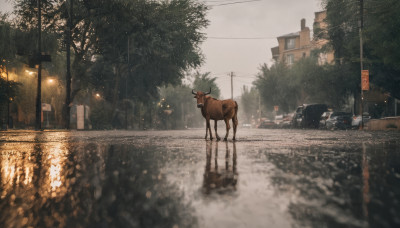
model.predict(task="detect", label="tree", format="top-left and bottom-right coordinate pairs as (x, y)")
top-left (0, 77), bottom-right (20, 127)
top-left (363, 0), bottom-right (400, 99)
top-left (159, 84), bottom-right (198, 129)
top-left (323, 0), bottom-right (400, 99)
top-left (85, 0), bottom-right (208, 125)
top-left (239, 85), bottom-right (258, 123)
top-left (11, 0), bottom-right (209, 128)
top-left (0, 14), bottom-right (21, 128)
top-left (254, 57), bottom-right (357, 114)
top-left (254, 63), bottom-right (297, 113)
top-left (86, 0), bottom-right (208, 126)
top-left (192, 71), bottom-right (221, 99)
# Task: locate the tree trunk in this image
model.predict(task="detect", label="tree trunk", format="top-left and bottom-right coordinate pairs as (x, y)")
top-left (111, 65), bottom-right (121, 125)
top-left (64, 0), bottom-right (73, 129)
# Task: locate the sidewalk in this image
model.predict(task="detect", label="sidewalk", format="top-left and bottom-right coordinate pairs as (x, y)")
top-left (365, 116), bottom-right (400, 131)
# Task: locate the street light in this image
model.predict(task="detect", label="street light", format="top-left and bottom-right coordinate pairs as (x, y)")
top-left (25, 70), bottom-right (36, 76)
top-left (43, 77), bottom-right (58, 129)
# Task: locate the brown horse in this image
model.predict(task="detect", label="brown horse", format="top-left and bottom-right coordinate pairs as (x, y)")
top-left (193, 88), bottom-right (238, 141)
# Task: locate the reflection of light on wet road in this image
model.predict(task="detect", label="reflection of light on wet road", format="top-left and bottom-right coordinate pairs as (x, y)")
top-left (0, 133), bottom-right (69, 198)
top-left (362, 142), bottom-right (370, 218)
top-left (48, 144), bottom-right (65, 192)
top-left (0, 129), bottom-right (399, 228)
top-left (40, 139), bottom-right (69, 198)
top-left (1, 156), bottom-right (16, 189)
top-left (1, 144), bottom-right (35, 194)
top-left (24, 166), bottom-right (33, 185)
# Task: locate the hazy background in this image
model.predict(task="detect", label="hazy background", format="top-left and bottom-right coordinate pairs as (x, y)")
top-left (0, 0), bottom-right (323, 98)
top-left (200, 0), bottom-right (322, 98)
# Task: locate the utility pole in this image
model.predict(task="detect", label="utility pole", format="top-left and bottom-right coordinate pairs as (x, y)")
top-left (6, 67), bottom-right (9, 129)
top-left (126, 37), bottom-right (129, 130)
top-left (258, 91), bottom-right (261, 124)
top-left (35, 0), bottom-right (42, 131)
top-left (230, 72), bottom-right (234, 100)
top-left (64, 0), bottom-right (73, 129)
top-left (359, 0), bottom-right (364, 130)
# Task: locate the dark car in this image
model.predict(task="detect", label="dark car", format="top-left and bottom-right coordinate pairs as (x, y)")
top-left (257, 119), bottom-right (276, 129)
top-left (292, 104), bottom-right (328, 128)
top-left (325, 112), bottom-right (353, 130)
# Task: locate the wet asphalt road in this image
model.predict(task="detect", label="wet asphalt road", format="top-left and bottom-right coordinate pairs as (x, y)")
top-left (1, 128), bottom-right (400, 228)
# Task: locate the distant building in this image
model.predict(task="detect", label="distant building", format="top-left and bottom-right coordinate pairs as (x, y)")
top-left (271, 18), bottom-right (311, 66)
top-left (312, 11), bottom-right (334, 65)
top-left (271, 11), bottom-right (334, 66)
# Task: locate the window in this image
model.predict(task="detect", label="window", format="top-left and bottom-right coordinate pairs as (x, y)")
top-left (285, 38), bottom-right (296, 50)
top-left (286, 54), bottom-right (294, 65)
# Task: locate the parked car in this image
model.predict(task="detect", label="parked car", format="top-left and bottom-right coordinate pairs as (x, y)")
top-left (325, 112), bottom-right (353, 130)
top-left (292, 104), bottom-right (328, 128)
top-left (319, 111), bottom-right (333, 128)
top-left (274, 115), bottom-right (283, 126)
top-left (257, 119), bottom-right (276, 129)
top-left (281, 114), bottom-right (293, 128)
top-left (292, 110), bottom-right (303, 128)
top-left (242, 123), bottom-right (252, 128)
top-left (351, 114), bottom-right (371, 128)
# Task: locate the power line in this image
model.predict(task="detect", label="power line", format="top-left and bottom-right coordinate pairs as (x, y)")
top-left (201, 0), bottom-right (235, 3)
top-left (208, 0), bottom-right (264, 7)
top-left (207, 36), bottom-right (275, 40)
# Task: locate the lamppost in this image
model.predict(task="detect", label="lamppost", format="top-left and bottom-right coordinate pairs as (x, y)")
top-left (6, 65), bottom-right (10, 129)
top-left (32, 0), bottom-right (51, 130)
top-left (35, 0), bottom-right (42, 131)
top-left (44, 77), bottom-right (58, 128)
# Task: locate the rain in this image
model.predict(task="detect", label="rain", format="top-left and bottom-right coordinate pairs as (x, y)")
top-left (1, 0), bottom-right (400, 227)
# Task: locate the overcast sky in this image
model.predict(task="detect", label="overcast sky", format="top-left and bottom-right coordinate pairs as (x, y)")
top-left (200, 0), bottom-right (323, 99)
top-left (0, 0), bottom-right (323, 99)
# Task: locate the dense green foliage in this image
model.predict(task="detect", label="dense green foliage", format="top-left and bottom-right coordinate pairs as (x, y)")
top-left (192, 71), bottom-right (221, 99)
top-left (255, 0), bottom-right (400, 116)
top-left (324, 0), bottom-right (400, 99)
top-left (0, 78), bottom-right (19, 106)
top-left (239, 85), bottom-right (259, 123)
top-left (88, 0), bottom-right (209, 103)
top-left (3, 0), bottom-right (209, 129)
top-left (153, 71), bottom-right (222, 129)
top-left (254, 58), bottom-right (356, 114)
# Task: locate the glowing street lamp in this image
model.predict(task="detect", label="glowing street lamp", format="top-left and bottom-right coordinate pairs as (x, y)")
top-left (25, 70), bottom-right (36, 76)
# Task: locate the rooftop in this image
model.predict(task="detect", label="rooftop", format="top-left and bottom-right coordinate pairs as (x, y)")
top-left (278, 31), bottom-right (300, 38)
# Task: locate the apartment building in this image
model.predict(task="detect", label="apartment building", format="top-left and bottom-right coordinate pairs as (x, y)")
top-left (271, 11), bottom-right (334, 66)
top-left (271, 19), bottom-right (311, 66)
top-left (312, 11), bottom-right (334, 65)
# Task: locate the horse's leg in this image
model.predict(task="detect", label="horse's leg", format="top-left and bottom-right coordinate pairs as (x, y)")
top-left (223, 118), bottom-right (230, 141)
top-left (214, 141), bottom-right (218, 169)
top-left (205, 118), bottom-right (209, 140)
top-left (214, 120), bottom-right (221, 141)
top-left (232, 116), bottom-right (238, 141)
top-left (207, 117), bottom-right (213, 140)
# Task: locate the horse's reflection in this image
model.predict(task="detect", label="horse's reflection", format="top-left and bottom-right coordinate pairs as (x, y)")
top-left (203, 141), bottom-right (238, 194)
